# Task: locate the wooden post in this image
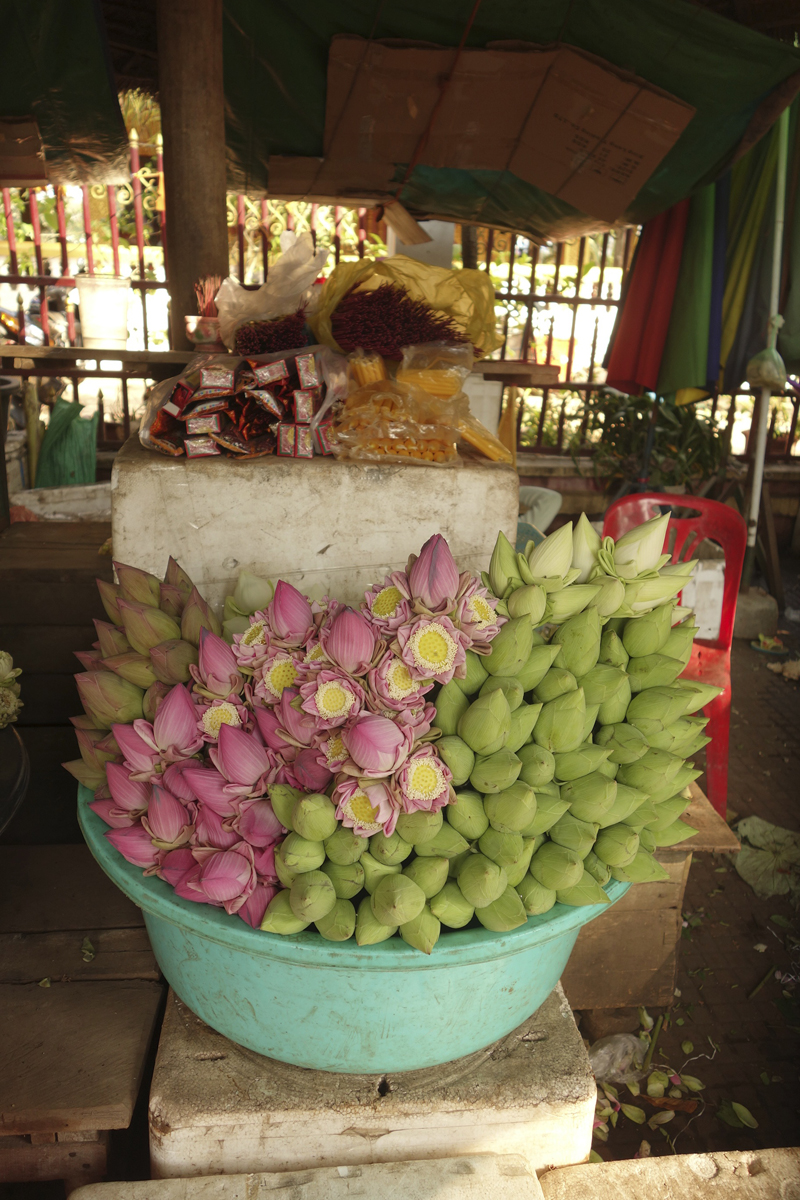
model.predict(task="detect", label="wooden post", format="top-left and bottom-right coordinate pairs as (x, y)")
top-left (156, 0), bottom-right (228, 350)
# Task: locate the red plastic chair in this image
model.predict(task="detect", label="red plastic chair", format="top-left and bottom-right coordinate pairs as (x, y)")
top-left (603, 494), bottom-right (746, 818)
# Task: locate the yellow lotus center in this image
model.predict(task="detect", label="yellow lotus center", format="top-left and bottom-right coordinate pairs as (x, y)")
top-left (372, 585), bottom-right (403, 618)
top-left (468, 595), bottom-right (494, 629)
top-left (406, 759), bottom-right (444, 801)
top-left (344, 790), bottom-right (382, 832)
top-left (305, 644), bottom-right (325, 663)
top-left (315, 680), bottom-right (354, 719)
top-left (325, 733), bottom-right (346, 766)
top-left (265, 658), bottom-right (297, 697)
top-left (410, 623), bottom-right (456, 673)
top-left (242, 620), bottom-right (267, 646)
top-left (201, 702), bottom-right (241, 735)
top-left (385, 659), bottom-right (417, 700)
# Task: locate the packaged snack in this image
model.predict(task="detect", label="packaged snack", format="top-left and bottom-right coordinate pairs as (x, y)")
top-left (277, 424), bottom-right (296, 456)
top-left (245, 389), bottom-right (285, 419)
top-left (250, 359), bottom-right (289, 385)
top-left (293, 390), bottom-right (315, 423)
top-left (396, 342), bottom-right (473, 398)
top-left (312, 420), bottom-right (334, 455)
top-left (186, 412), bottom-right (224, 436)
top-left (348, 351), bottom-right (387, 387)
top-left (184, 435), bottom-right (222, 458)
top-left (296, 352), bottom-right (320, 388)
top-left (295, 425), bottom-right (314, 458)
top-left (182, 397), bottom-right (230, 418)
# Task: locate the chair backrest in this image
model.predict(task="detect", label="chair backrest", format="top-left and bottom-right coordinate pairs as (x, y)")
top-left (602, 493), bottom-right (747, 651)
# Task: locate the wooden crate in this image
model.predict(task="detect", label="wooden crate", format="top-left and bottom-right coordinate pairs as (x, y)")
top-left (560, 786), bottom-right (740, 1012)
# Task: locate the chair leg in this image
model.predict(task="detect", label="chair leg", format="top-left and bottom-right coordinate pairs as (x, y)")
top-left (703, 686), bottom-right (731, 818)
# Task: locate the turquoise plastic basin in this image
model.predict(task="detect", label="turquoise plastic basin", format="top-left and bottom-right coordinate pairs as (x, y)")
top-left (78, 785), bottom-right (628, 1073)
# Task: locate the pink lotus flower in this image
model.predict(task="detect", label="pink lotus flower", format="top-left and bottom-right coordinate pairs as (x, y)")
top-left (115, 561), bottom-right (161, 608)
top-left (341, 712), bottom-right (414, 777)
top-left (393, 615), bottom-right (467, 684)
top-left (368, 652), bottom-right (433, 712)
top-left (106, 762), bottom-right (151, 812)
top-left (89, 797), bottom-right (138, 828)
top-left (319, 607), bottom-right (378, 676)
top-left (299, 670), bottom-right (365, 729)
top-left (181, 766), bottom-right (240, 816)
top-left (361, 572), bottom-right (413, 632)
top-left (407, 534), bottom-right (459, 614)
top-left (232, 615), bottom-right (272, 671)
top-left (292, 747), bottom-right (333, 792)
top-left (254, 648), bottom-right (304, 704)
top-left (113, 683), bottom-right (203, 779)
top-left (195, 697), bottom-right (248, 743)
top-left (190, 843), bottom-right (257, 914)
top-left (252, 842), bottom-right (278, 879)
top-left (105, 823), bottom-right (161, 868)
top-left (253, 705), bottom-right (295, 755)
top-left (158, 847), bottom-right (196, 887)
top-left (143, 681), bottom-right (171, 722)
top-left (394, 745), bottom-right (454, 814)
top-left (235, 798), bottom-right (283, 847)
top-left (142, 784), bottom-right (194, 849)
top-left (395, 702), bottom-right (437, 738)
top-left (314, 731), bottom-right (348, 774)
top-left (210, 723), bottom-right (271, 791)
top-left (454, 574), bottom-right (505, 649)
top-left (190, 629), bottom-right (244, 699)
top-left (162, 759), bottom-right (199, 802)
top-left (333, 777), bottom-right (400, 837)
top-left (266, 581), bottom-right (314, 647)
top-left (193, 803), bottom-right (240, 849)
top-left (276, 688), bottom-right (319, 748)
top-left (238, 883), bottom-right (278, 928)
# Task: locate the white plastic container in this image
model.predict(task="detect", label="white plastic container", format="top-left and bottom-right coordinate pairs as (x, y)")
top-left (76, 276), bottom-right (131, 350)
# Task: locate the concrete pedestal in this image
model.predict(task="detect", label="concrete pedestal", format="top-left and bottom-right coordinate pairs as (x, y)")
top-left (112, 440), bottom-right (519, 609)
top-left (148, 986), bottom-right (595, 1180)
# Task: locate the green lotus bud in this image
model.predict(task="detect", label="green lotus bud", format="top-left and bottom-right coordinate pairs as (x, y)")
top-left (646, 794), bottom-right (692, 831)
top-left (414, 823), bottom-right (470, 859)
top-left (457, 689), bottom-right (511, 755)
top-left (596, 756), bottom-right (618, 780)
top-left (647, 767), bottom-right (701, 806)
top-left (483, 616), bottom-right (535, 679)
top-left (503, 836), bottom-right (537, 887)
top-left (505, 702), bottom-right (542, 753)
top-left (448, 848), bottom-right (474, 878)
top-left (292, 792), bottom-right (338, 842)
top-left (627, 686), bottom-right (690, 730)
top-left (517, 742), bottom-right (556, 787)
top-left (274, 843), bottom-right (300, 888)
top-left (560, 772), bottom-right (617, 822)
top-left (355, 896), bottom-right (397, 943)
top-left (433, 735), bottom-right (475, 786)
top-left (611, 849), bottom-right (669, 884)
top-left (445, 789), bottom-right (489, 839)
top-left (400, 904), bottom-right (441, 954)
top-left (533, 688), bottom-right (586, 754)
top-left (580, 703), bottom-right (600, 742)
top-left (433, 680), bottom-right (470, 736)
top-left (671, 679), bottom-right (724, 714)
top-left (520, 790), bottom-right (569, 835)
top-left (181, 586), bottom-right (222, 647)
top-left (324, 825), bottom-right (368, 865)
top-left (552, 607), bottom-right (602, 677)
top-left (652, 818), bottom-right (698, 847)
top-left (638, 826), bottom-right (656, 852)
top-left (516, 551), bottom-right (536, 586)
top-left (269, 784), bottom-right (300, 831)
top-left (478, 827), bottom-right (524, 869)
top-left (431, 881), bottom-right (474, 928)
top-left (595, 723), bottom-right (649, 765)
top-left (556, 869), bottom-right (610, 907)
top-left (119, 601), bottom-right (182, 656)
top-left (644, 717), bottom-right (697, 754)
top-left (529, 841), bottom-right (584, 890)
top-left (403, 856), bottom-right (449, 899)
top-left (359, 852), bottom-right (401, 894)
top-left (475, 885), bottom-right (527, 931)
top-left (480, 675), bottom-right (524, 711)
top-left (591, 575), bottom-right (627, 619)
top-left (453, 649), bottom-right (489, 695)
top-left (554, 744), bottom-right (612, 781)
top-left (489, 530), bottom-right (519, 598)
top-left (617, 747), bottom-right (683, 792)
top-left (534, 780), bottom-right (561, 797)
top-left (515, 644), bottom-right (561, 691)
top-left (598, 628), bottom-right (629, 670)
top-left (621, 802), bottom-right (658, 831)
top-left (371, 874), bottom-right (426, 926)
top-left (577, 665), bottom-right (627, 707)
top-left (627, 653), bottom-right (684, 693)
top-left (470, 748), bottom-right (522, 794)
top-left (681, 733), bottom-right (711, 758)
top-left (507, 584), bottom-right (547, 624)
top-left (315, 897), bottom-right (356, 941)
top-left (533, 667), bottom-right (577, 704)
top-left (597, 679), bottom-right (631, 726)
top-left (260, 889), bottom-right (309, 934)
top-left (661, 620), bottom-right (696, 667)
top-left (457, 852), bottom-right (508, 906)
top-left (584, 849), bottom-right (612, 886)
top-left (622, 604), bottom-right (673, 657)
top-left (484, 780), bottom-right (536, 833)
top-left (395, 809), bottom-right (444, 845)
top-left (281, 832), bottom-right (326, 873)
top-left (596, 783), bottom-right (649, 828)
top-left (370, 830), bottom-right (413, 865)
top-left (545, 586), bottom-right (601, 624)
top-left (548, 811), bottom-right (598, 857)
top-left (321, 859), bottom-right (366, 899)
top-left (594, 824), bottom-right (640, 866)
top-left (526, 521), bottom-right (574, 580)
top-left (289, 870), bottom-right (337, 922)
top-left (516, 873), bottom-right (557, 915)
top-left (102, 651), bottom-right (158, 690)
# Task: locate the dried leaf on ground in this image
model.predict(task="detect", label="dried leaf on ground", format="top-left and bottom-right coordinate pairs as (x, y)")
top-left (645, 1095), bottom-right (699, 1113)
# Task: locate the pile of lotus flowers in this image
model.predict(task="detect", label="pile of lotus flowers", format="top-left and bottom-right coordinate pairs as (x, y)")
top-left (68, 512), bottom-right (717, 954)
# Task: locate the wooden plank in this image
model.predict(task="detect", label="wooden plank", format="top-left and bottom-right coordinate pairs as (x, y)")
top-left (0, 928), bottom-right (158, 983)
top-left (0, 346), bottom-right (192, 367)
top-left (676, 784), bottom-right (741, 855)
top-left (0, 980), bottom-right (163, 1134)
top-left (1, 726), bottom-right (85, 846)
top-left (605, 852), bottom-right (690, 915)
top-left (2, 626), bottom-right (97, 675)
top-left (0, 846), bottom-right (144, 933)
top-left (14, 674), bottom-right (81, 726)
top-left (0, 1130), bottom-right (107, 1189)
top-left (760, 482), bottom-right (786, 610)
top-left (561, 909), bottom-right (681, 1010)
top-left (0, 572), bottom-right (110, 626)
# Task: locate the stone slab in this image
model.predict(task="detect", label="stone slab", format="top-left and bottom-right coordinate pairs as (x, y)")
top-left (149, 985), bottom-right (594, 1179)
top-left (733, 587), bottom-right (779, 640)
top-left (540, 1148), bottom-right (800, 1199)
top-left (112, 438), bottom-right (519, 608)
top-left (72, 1154), bottom-right (545, 1200)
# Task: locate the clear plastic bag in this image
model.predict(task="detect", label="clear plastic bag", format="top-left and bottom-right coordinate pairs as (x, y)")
top-left (587, 1034), bottom-right (648, 1084)
top-left (396, 341), bottom-right (473, 398)
top-left (327, 377), bottom-right (466, 466)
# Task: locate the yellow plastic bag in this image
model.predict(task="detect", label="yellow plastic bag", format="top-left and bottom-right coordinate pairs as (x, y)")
top-left (309, 255), bottom-right (501, 358)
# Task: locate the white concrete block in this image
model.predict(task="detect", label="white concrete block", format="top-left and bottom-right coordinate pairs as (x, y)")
top-left (148, 986), bottom-right (594, 1180)
top-left (112, 439), bottom-right (518, 609)
top-left (72, 1153), bottom-right (545, 1200)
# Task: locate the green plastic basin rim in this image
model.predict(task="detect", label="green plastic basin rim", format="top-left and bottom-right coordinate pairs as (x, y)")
top-left (78, 784), bottom-right (629, 970)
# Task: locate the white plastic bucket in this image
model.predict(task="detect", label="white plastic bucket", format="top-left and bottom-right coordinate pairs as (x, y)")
top-left (76, 275), bottom-right (131, 350)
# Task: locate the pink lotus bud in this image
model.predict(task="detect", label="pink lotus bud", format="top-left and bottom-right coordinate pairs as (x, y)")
top-left (212, 723), bottom-right (270, 786)
top-left (63, 758), bottom-right (107, 788)
top-left (320, 607), bottom-right (377, 675)
top-left (76, 671), bottom-right (144, 730)
top-left (162, 760), bottom-right (197, 802)
top-left (142, 785), bottom-right (193, 849)
top-left (75, 650), bottom-right (110, 673)
top-left (277, 688), bottom-right (318, 747)
top-left (164, 556), bottom-right (194, 600)
top-left (196, 845), bottom-right (256, 910)
top-left (103, 651), bottom-right (158, 690)
top-left (238, 883), bottom-right (278, 928)
top-left (253, 843), bottom-right (277, 879)
top-left (194, 803), bottom-right (240, 849)
top-left (150, 638), bottom-right (198, 685)
top-left (89, 797), bottom-right (137, 828)
top-left (152, 683), bottom-right (204, 758)
top-left (158, 846), bottom-right (196, 887)
top-left (292, 746), bottom-right (333, 792)
top-left (94, 620), bottom-right (131, 658)
top-left (105, 823), bottom-right (160, 868)
top-left (342, 712), bottom-right (413, 776)
top-left (106, 761), bottom-right (151, 811)
top-left (181, 587), bottom-right (222, 647)
top-left (254, 705), bottom-right (293, 753)
top-left (143, 681), bottom-right (171, 722)
top-left (407, 534), bottom-right (459, 612)
top-left (112, 722), bottom-right (159, 776)
top-left (173, 865), bottom-right (210, 904)
top-left (268, 581), bottom-right (314, 646)
top-left (115, 561), bottom-right (161, 608)
top-left (236, 798), bottom-right (283, 847)
top-left (97, 579), bottom-right (123, 624)
top-left (159, 582), bottom-right (186, 620)
top-left (191, 629), bottom-right (243, 698)
top-left (181, 766), bottom-right (238, 815)
top-left (118, 599), bottom-right (182, 656)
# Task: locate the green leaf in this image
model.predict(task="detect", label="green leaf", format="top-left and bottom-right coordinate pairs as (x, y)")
top-left (681, 1040), bottom-right (694, 1055)
top-left (621, 1104), bottom-right (646, 1124)
top-left (771, 914), bottom-right (792, 929)
top-left (717, 1100), bottom-right (743, 1128)
top-left (589, 1150), bottom-right (604, 1164)
top-left (647, 1110), bottom-right (675, 1130)
top-left (680, 1074), bottom-right (705, 1092)
top-left (627, 1079), bottom-right (641, 1097)
top-left (638, 1006), bottom-right (654, 1031)
top-left (602, 1083), bottom-right (620, 1102)
top-left (676, 1018), bottom-right (685, 1026)
top-left (732, 1102), bottom-right (759, 1129)
top-left (80, 936), bottom-right (95, 963)
top-left (760, 1071), bottom-right (770, 1086)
